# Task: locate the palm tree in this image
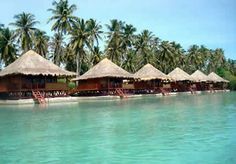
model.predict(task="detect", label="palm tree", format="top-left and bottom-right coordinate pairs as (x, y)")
top-left (68, 19), bottom-right (93, 75)
top-left (87, 19), bottom-right (103, 47)
top-left (64, 45), bottom-right (76, 71)
top-left (214, 48), bottom-right (225, 66)
top-left (122, 50), bottom-right (136, 73)
top-left (157, 41), bottom-right (174, 73)
top-left (135, 30), bottom-right (154, 66)
top-left (106, 19), bottom-right (124, 38)
top-left (120, 24), bottom-right (136, 65)
top-left (91, 46), bottom-right (102, 66)
top-left (186, 45), bottom-right (200, 72)
top-left (122, 24), bottom-right (136, 50)
top-left (105, 19), bottom-right (124, 64)
top-left (49, 33), bottom-right (65, 66)
top-left (198, 45), bottom-right (210, 71)
top-left (207, 48), bottom-right (225, 73)
top-left (10, 12), bottom-right (39, 53)
top-left (0, 24), bottom-right (4, 69)
top-left (0, 28), bottom-right (17, 66)
top-left (33, 30), bottom-right (49, 57)
top-left (170, 41), bottom-right (186, 69)
top-left (48, 0), bottom-right (77, 35)
top-left (0, 24), bottom-right (3, 30)
top-left (227, 59), bottom-right (236, 76)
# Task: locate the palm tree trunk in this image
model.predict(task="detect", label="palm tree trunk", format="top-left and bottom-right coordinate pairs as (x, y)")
top-left (76, 51), bottom-right (80, 77)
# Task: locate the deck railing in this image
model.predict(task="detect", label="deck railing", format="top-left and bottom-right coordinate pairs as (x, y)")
top-left (45, 83), bottom-right (68, 91)
top-left (3, 82), bottom-right (68, 92)
top-left (78, 83), bottom-right (99, 91)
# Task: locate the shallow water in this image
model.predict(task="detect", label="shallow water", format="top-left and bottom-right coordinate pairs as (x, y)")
top-left (0, 92), bottom-right (236, 163)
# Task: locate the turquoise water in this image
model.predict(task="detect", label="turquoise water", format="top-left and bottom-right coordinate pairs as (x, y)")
top-left (0, 93), bottom-right (236, 163)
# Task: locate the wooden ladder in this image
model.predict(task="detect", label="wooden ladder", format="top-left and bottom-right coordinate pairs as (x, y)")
top-left (209, 87), bottom-right (215, 93)
top-left (160, 88), bottom-right (170, 96)
top-left (189, 87), bottom-right (196, 94)
top-left (32, 90), bottom-right (46, 104)
top-left (68, 88), bottom-right (79, 95)
top-left (115, 88), bottom-right (127, 98)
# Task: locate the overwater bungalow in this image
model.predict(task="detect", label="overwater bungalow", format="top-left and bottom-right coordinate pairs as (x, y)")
top-left (190, 70), bottom-right (210, 91)
top-left (133, 64), bottom-right (171, 94)
top-left (207, 72), bottom-right (229, 90)
top-left (168, 67), bottom-right (194, 92)
top-left (72, 58), bottom-right (134, 97)
top-left (0, 50), bottom-right (76, 101)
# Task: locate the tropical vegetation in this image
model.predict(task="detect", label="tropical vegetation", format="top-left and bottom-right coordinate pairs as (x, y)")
top-left (0, 0), bottom-right (235, 89)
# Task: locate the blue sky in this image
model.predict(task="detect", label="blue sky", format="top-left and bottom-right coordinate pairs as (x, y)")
top-left (0, 0), bottom-right (236, 59)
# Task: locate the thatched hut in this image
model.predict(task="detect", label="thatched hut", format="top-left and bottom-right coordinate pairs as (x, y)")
top-left (168, 67), bottom-right (194, 92)
top-left (0, 50), bottom-right (76, 99)
top-left (190, 70), bottom-right (210, 91)
top-left (207, 72), bottom-right (229, 90)
top-left (72, 58), bottom-right (134, 96)
top-left (133, 64), bottom-right (170, 93)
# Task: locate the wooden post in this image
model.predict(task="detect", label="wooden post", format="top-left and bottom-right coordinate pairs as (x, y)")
top-left (153, 80), bottom-right (156, 91)
top-left (19, 75), bottom-right (22, 99)
top-left (107, 78), bottom-right (110, 95)
top-left (30, 77), bottom-right (32, 96)
top-left (44, 76), bottom-right (46, 90)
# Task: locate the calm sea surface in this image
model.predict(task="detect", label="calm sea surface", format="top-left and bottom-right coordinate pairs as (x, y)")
top-left (0, 92), bottom-right (236, 163)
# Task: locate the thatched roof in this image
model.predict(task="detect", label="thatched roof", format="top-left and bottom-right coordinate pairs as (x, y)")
top-left (168, 67), bottom-right (193, 81)
top-left (191, 70), bottom-right (210, 82)
top-left (208, 72), bottom-right (229, 83)
top-left (72, 58), bottom-right (134, 81)
top-left (0, 50), bottom-right (76, 77)
top-left (134, 64), bottom-right (170, 80)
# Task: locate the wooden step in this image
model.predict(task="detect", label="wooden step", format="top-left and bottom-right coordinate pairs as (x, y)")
top-left (115, 88), bottom-right (127, 98)
top-left (189, 87), bottom-right (197, 94)
top-left (32, 90), bottom-right (46, 104)
top-left (160, 88), bottom-right (170, 96)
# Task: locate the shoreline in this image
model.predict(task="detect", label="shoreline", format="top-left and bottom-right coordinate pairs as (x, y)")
top-left (0, 89), bottom-right (230, 105)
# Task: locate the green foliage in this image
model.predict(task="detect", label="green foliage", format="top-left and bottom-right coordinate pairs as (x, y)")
top-left (68, 82), bottom-right (76, 89)
top-left (216, 67), bottom-right (225, 77)
top-left (34, 30), bottom-right (49, 57)
top-left (0, 0), bottom-right (236, 91)
top-left (229, 78), bottom-right (236, 90)
top-left (48, 0), bottom-right (77, 35)
top-left (217, 69), bottom-right (236, 90)
top-left (80, 62), bottom-right (89, 75)
top-left (0, 27), bottom-right (18, 65)
top-left (10, 12), bottom-right (39, 52)
top-left (68, 18), bottom-right (102, 75)
top-left (49, 33), bottom-right (66, 66)
top-left (57, 78), bottom-right (76, 89)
